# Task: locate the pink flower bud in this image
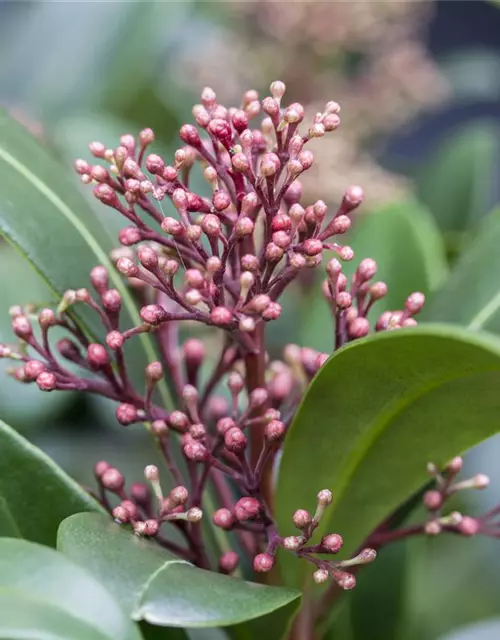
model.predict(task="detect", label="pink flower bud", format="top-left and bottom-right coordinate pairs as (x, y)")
top-left (236, 217), bottom-right (254, 237)
top-left (118, 226), bottom-right (141, 246)
top-left (298, 150), bottom-right (314, 171)
top-left (12, 315), bottom-right (32, 339)
top-left (293, 509), bottom-right (312, 530)
top-left (213, 190), bottom-right (231, 212)
top-left (313, 569), bottom-right (330, 584)
top-left (24, 360), bottom-right (46, 381)
top-left (140, 304), bottom-right (167, 325)
top-left (303, 239), bottom-right (323, 256)
top-left (186, 507), bottom-right (203, 523)
top-left (423, 490), bottom-right (442, 511)
top-left (323, 113), bottom-right (340, 131)
top-left (138, 246), bottom-right (159, 270)
top-left (183, 441), bottom-right (209, 462)
top-left (146, 361), bottom-right (163, 383)
top-left (91, 165), bottom-right (109, 183)
top-left (219, 551), bottom-right (239, 575)
top-left (265, 243), bottom-right (284, 263)
top-left (284, 103), bottom-right (304, 124)
top-left (143, 519), bottom-right (159, 537)
top-left (116, 403), bottom-right (138, 425)
top-left (144, 464), bottom-right (159, 483)
top-left (405, 292), bottom-right (425, 315)
top-left (89, 141), bottom-right (106, 158)
top-left (189, 423), bottom-right (206, 440)
top-left (224, 426), bottom-right (247, 454)
top-left (36, 371), bottom-right (57, 392)
top-left (241, 192), bottom-right (259, 216)
top-left (446, 456), bottom-right (463, 474)
top-left (272, 231), bottom-right (291, 249)
top-left (94, 461), bottom-right (110, 479)
top-left (94, 183), bottom-right (119, 207)
top-left (322, 533), bottom-right (343, 553)
top-left (139, 128), bottom-right (155, 147)
top-left (116, 257), bottom-right (139, 278)
top-left (112, 505), bottom-right (129, 523)
top-left (87, 344), bottom-right (110, 369)
top-left (262, 302), bottom-right (281, 321)
top-left (90, 265), bottom-right (109, 294)
top-left (183, 338), bottom-right (205, 369)
top-left (318, 489), bottom-right (333, 506)
top-left (262, 97), bottom-right (280, 119)
top-left (208, 118), bottom-right (232, 147)
top-left (101, 289), bottom-right (122, 313)
top-left (344, 185), bottom-right (364, 208)
top-left (201, 214), bottom-right (221, 237)
top-left (260, 153), bottom-right (281, 177)
top-left (169, 410), bottom-right (189, 431)
top-left (253, 553), bottom-right (275, 573)
top-left (232, 152), bottom-right (250, 172)
top-left (250, 387), bottom-right (268, 408)
top-left (179, 124), bottom-right (201, 148)
top-left (336, 572), bottom-right (357, 590)
top-left (210, 306), bottom-right (233, 326)
top-left (74, 159), bottom-right (91, 175)
top-left (473, 473), bottom-right (490, 489)
top-left (458, 516), bottom-right (480, 536)
top-left (370, 281), bottom-right (388, 301)
top-left (213, 508), bottom-right (235, 530)
top-left (216, 417), bottom-right (235, 436)
top-left (234, 497), bottom-right (261, 521)
top-left (265, 419), bottom-right (286, 442)
top-left (161, 217), bottom-right (185, 237)
top-left (425, 520), bottom-right (442, 536)
top-left (106, 331), bottom-right (124, 350)
top-left (101, 467), bottom-right (125, 492)
top-left (347, 317), bottom-right (370, 339)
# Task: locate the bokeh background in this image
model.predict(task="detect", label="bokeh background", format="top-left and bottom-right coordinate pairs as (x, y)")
top-left (1, 1), bottom-right (500, 638)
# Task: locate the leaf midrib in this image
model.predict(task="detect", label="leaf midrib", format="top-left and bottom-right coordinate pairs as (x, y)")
top-left (0, 145), bottom-right (173, 409)
top-left (320, 365), bottom-right (500, 540)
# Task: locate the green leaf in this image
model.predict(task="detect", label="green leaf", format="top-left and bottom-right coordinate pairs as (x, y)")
top-left (0, 537), bottom-right (142, 640)
top-left (417, 121), bottom-right (499, 237)
top-left (422, 208), bottom-right (500, 334)
top-left (301, 200), bottom-right (447, 353)
top-left (0, 419), bottom-right (101, 546)
top-left (0, 109), bottom-right (173, 408)
top-left (276, 325), bottom-right (500, 586)
top-left (58, 513), bottom-right (301, 628)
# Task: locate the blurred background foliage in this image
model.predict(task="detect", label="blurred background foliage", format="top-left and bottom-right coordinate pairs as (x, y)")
top-left (1, 1), bottom-right (500, 638)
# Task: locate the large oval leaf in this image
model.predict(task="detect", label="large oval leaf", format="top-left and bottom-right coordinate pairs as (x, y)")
top-left (276, 325), bottom-right (500, 586)
top-left (0, 110), bottom-right (172, 408)
top-left (0, 537), bottom-right (141, 640)
top-left (0, 419), bottom-right (101, 546)
top-left (422, 208), bottom-right (500, 333)
top-left (58, 513), bottom-right (301, 629)
top-left (301, 200), bottom-right (447, 352)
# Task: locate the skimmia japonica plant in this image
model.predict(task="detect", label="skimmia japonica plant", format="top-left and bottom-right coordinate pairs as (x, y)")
top-left (2, 81), bottom-right (500, 639)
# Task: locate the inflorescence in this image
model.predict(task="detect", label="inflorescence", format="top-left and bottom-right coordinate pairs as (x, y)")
top-left (0, 81), bottom-right (494, 589)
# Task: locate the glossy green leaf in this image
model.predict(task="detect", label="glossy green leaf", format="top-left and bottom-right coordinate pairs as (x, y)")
top-left (301, 200), bottom-right (447, 353)
top-left (58, 513), bottom-right (301, 628)
top-left (0, 419), bottom-right (101, 545)
top-left (417, 121), bottom-right (499, 236)
top-left (276, 326), bottom-right (500, 586)
top-left (0, 110), bottom-right (173, 408)
top-left (422, 208), bottom-right (500, 334)
top-left (0, 537), bottom-right (141, 640)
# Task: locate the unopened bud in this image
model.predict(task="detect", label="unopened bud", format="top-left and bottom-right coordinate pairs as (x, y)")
top-left (253, 553), bottom-right (275, 573)
top-left (213, 508), bottom-right (235, 530)
top-left (101, 467), bottom-right (125, 492)
top-left (224, 426), bottom-right (247, 454)
top-left (234, 497), bottom-right (261, 521)
top-left (458, 516), bottom-right (480, 536)
top-left (405, 292), bottom-right (425, 315)
top-left (424, 490), bottom-right (442, 511)
top-left (186, 507), bottom-right (203, 523)
top-left (313, 568), bottom-right (329, 584)
top-left (265, 419), bottom-right (285, 442)
top-left (116, 403), bottom-right (138, 426)
top-left (293, 509), bottom-right (312, 530)
top-left (140, 304), bottom-right (167, 326)
top-left (210, 306), bottom-right (233, 327)
top-left (36, 371), bottom-right (57, 391)
top-left (87, 344), bottom-right (110, 369)
top-left (425, 520), bottom-right (442, 536)
top-left (317, 489), bottom-right (333, 506)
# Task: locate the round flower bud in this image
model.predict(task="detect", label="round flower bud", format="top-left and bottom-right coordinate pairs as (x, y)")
top-left (370, 281), bottom-right (388, 301)
top-left (151, 419), bottom-right (169, 438)
top-left (169, 410), bottom-right (189, 430)
top-left (262, 302), bottom-right (282, 321)
top-left (250, 387), bottom-right (268, 408)
top-left (87, 344), bottom-right (110, 369)
top-left (293, 509), bottom-right (312, 530)
top-left (144, 465), bottom-right (159, 483)
top-left (101, 289), bottom-right (122, 314)
top-left (423, 490), bottom-right (442, 511)
top-left (112, 505), bottom-right (129, 523)
top-left (265, 419), bottom-right (285, 442)
top-left (321, 533), bottom-right (343, 553)
top-left (201, 214), bottom-right (221, 237)
top-left (313, 568), bottom-right (330, 584)
top-left (140, 304), bottom-right (167, 326)
top-left (116, 257), bottom-right (139, 278)
top-left (347, 317), bottom-right (370, 339)
top-left (253, 553), bottom-right (275, 573)
top-left (119, 226), bottom-right (141, 247)
top-left (210, 306), bottom-right (233, 327)
top-left (405, 292), bottom-right (425, 315)
top-left (12, 315), bottom-right (32, 339)
top-left (303, 239), bottom-right (323, 256)
top-left (213, 508), bottom-right (235, 530)
top-left (337, 572), bottom-right (356, 590)
top-left (94, 460), bottom-right (110, 479)
top-left (234, 497), bottom-right (261, 522)
top-left (213, 190), bottom-right (232, 212)
top-left (270, 80), bottom-right (286, 99)
top-left (106, 330), bottom-right (124, 350)
top-left (24, 360), bottom-right (46, 381)
top-left (260, 153), bottom-right (281, 177)
top-left (169, 485), bottom-right (189, 506)
top-left (36, 371), bottom-right (57, 392)
top-left (189, 423), bottom-right (206, 440)
top-left (179, 124), bottom-right (201, 148)
top-left (146, 361), bottom-right (163, 383)
top-left (184, 507), bottom-right (202, 523)
top-left (130, 483), bottom-right (151, 506)
top-left (224, 426), bottom-right (247, 454)
top-left (232, 109), bottom-right (249, 133)
top-left (116, 403), bottom-right (138, 426)
top-left (216, 417), bottom-right (235, 437)
top-left (161, 217), bottom-right (185, 237)
top-left (425, 520), bottom-right (442, 536)
top-left (283, 536), bottom-right (302, 551)
top-left (143, 519), bottom-right (159, 537)
top-left (101, 467), bottom-right (125, 492)
top-left (232, 152), bottom-right (250, 172)
top-left (138, 246), bottom-right (159, 271)
top-left (94, 183), bottom-right (119, 207)
top-left (458, 516), bottom-right (480, 536)
top-left (473, 473), bottom-right (490, 489)
top-left (219, 551), bottom-right (239, 575)
top-left (344, 185), bottom-right (364, 208)
top-left (446, 456), bottom-right (464, 474)
top-left (183, 442), bottom-right (209, 462)
top-left (89, 141), bottom-right (106, 157)
top-left (317, 489), bottom-right (333, 506)
top-left (139, 128), bottom-right (155, 147)
top-left (335, 293), bottom-right (352, 311)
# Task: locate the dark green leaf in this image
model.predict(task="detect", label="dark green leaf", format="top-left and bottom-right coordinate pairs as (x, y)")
top-left (0, 537), bottom-right (141, 639)
top-left (417, 121), bottom-right (499, 236)
top-left (0, 419), bottom-right (101, 545)
top-left (58, 513), bottom-right (301, 628)
top-left (301, 200), bottom-right (447, 352)
top-left (0, 110), bottom-right (173, 408)
top-left (422, 208), bottom-right (500, 334)
top-left (276, 326), bottom-right (500, 586)
top-left (0, 497), bottom-right (21, 538)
